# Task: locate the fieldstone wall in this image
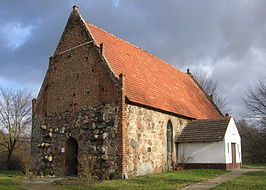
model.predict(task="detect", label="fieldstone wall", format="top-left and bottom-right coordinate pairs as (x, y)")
top-left (31, 103), bottom-right (120, 179)
top-left (125, 104), bottom-right (188, 177)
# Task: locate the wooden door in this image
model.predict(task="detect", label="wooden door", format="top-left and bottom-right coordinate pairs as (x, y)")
top-left (231, 143), bottom-right (236, 169)
top-left (65, 138), bottom-right (78, 175)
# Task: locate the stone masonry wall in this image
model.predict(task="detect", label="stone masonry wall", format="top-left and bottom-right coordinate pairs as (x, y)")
top-left (31, 104), bottom-right (120, 179)
top-left (125, 104), bottom-right (188, 177)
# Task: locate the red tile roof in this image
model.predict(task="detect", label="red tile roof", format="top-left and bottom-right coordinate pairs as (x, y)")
top-left (85, 22), bottom-right (222, 119)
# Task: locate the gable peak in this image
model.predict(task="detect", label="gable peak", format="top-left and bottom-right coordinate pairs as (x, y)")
top-left (73, 5), bottom-right (79, 11)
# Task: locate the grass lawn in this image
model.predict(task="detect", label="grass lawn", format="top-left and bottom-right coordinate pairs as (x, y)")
top-left (242, 164), bottom-right (266, 169)
top-left (211, 170), bottom-right (266, 190)
top-left (0, 170), bottom-right (24, 190)
top-left (57, 169), bottom-right (227, 190)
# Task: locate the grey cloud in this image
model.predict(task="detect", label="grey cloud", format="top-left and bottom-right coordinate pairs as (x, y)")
top-left (0, 0), bottom-right (266, 119)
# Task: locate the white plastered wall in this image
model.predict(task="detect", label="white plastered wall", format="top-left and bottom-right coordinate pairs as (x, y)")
top-left (178, 141), bottom-right (225, 163)
top-left (224, 117), bottom-right (242, 163)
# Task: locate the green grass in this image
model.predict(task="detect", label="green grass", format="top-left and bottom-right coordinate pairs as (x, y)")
top-left (211, 170), bottom-right (266, 190)
top-left (0, 170), bottom-right (24, 190)
top-left (242, 164), bottom-right (266, 169)
top-left (58, 169), bottom-right (227, 190)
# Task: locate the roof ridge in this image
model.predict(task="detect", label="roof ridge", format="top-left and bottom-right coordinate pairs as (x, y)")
top-left (86, 21), bottom-right (184, 74)
top-left (187, 72), bottom-right (224, 117)
top-left (192, 117), bottom-right (231, 122)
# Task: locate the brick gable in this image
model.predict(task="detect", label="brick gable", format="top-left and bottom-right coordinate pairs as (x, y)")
top-left (34, 10), bottom-right (118, 115)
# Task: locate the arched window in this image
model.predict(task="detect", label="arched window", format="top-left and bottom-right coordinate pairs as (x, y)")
top-left (167, 120), bottom-right (173, 153)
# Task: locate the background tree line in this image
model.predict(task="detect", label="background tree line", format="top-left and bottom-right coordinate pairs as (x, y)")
top-left (195, 73), bottom-right (266, 164)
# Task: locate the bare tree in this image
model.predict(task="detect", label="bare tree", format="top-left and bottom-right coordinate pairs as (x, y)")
top-left (244, 77), bottom-right (266, 133)
top-left (194, 72), bottom-right (231, 115)
top-left (244, 77), bottom-right (266, 118)
top-left (0, 87), bottom-right (32, 169)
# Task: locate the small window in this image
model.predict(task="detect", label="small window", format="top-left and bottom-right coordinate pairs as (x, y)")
top-left (227, 143), bottom-right (230, 154)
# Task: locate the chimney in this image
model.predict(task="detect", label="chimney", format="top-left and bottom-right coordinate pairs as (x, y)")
top-left (187, 69), bottom-right (190, 74)
top-left (210, 94), bottom-right (216, 102)
top-left (49, 56), bottom-right (53, 64)
top-left (73, 5), bottom-right (79, 11)
top-left (32, 98), bottom-right (36, 117)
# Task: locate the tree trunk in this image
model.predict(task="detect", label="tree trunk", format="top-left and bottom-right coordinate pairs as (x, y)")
top-left (7, 150), bottom-right (13, 170)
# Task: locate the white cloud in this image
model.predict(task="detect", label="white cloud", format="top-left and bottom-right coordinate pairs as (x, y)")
top-left (0, 21), bottom-right (35, 50)
top-left (112, 0), bottom-right (120, 7)
top-left (182, 57), bottom-right (214, 78)
top-left (0, 76), bottom-right (21, 89)
top-left (0, 76), bottom-right (38, 96)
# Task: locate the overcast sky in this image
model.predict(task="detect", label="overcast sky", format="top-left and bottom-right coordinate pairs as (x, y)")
top-left (0, 0), bottom-right (265, 120)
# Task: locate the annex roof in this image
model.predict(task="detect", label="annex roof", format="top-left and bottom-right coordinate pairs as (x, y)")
top-left (85, 21), bottom-right (222, 119)
top-left (176, 117), bottom-right (231, 143)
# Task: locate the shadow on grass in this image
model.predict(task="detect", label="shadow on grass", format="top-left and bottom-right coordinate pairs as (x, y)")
top-left (0, 170), bottom-right (22, 175)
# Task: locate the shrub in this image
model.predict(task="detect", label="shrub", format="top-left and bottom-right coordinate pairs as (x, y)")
top-left (78, 154), bottom-right (96, 180)
top-left (17, 151), bottom-right (33, 175)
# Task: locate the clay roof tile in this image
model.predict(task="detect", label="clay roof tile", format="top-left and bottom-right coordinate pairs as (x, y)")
top-left (85, 22), bottom-right (222, 119)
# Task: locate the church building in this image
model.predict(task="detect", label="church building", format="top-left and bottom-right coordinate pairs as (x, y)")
top-left (31, 5), bottom-right (241, 179)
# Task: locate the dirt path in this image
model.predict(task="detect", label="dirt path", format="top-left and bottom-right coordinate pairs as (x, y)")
top-left (176, 168), bottom-right (265, 190)
top-left (21, 183), bottom-right (60, 190)
top-left (21, 177), bottom-right (64, 190)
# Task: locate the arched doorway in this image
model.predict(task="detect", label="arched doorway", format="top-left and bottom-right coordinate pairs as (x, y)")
top-left (65, 137), bottom-right (78, 176)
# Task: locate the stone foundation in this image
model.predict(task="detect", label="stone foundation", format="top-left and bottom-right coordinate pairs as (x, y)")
top-left (181, 162), bottom-right (242, 170)
top-left (31, 103), bottom-right (120, 179)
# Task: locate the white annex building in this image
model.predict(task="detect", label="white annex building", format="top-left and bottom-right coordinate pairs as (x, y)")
top-left (176, 117), bottom-right (241, 169)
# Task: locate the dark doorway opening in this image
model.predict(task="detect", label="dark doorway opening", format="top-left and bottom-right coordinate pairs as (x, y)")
top-left (65, 137), bottom-right (78, 176)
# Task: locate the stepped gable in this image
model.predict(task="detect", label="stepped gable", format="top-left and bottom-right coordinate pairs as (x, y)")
top-left (85, 22), bottom-right (222, 119)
